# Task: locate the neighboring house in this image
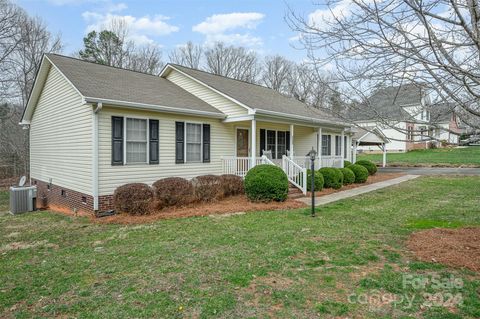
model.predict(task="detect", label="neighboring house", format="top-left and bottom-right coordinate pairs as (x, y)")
top-left (21, 54), bottom-right (352, 213)
top-left (353, 84), bottom-right (431, 152)
top-left (428, 103), bottom-right (464, 145)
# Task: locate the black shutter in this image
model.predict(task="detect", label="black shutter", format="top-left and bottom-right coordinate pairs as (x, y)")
top-left (286, 131), bottom-right (290, 153)
top-left (175, 122), bottom-right (185, 164)
top-left (259, 129), bottom-right (266, 156)
top-left (203, 124), bottom-right (210, 163)
top-left (149, 119), bottom-right (159, 164)
top-left (111, 116), bottom-right (123, 165)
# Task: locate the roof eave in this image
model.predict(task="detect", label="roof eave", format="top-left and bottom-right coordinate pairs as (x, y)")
top-left (255, 108), bottom-right (349, 128)
top-left (84, 97), bottom-right (226, 119)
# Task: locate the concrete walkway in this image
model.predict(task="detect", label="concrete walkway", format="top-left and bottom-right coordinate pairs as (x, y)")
top-left (297, 175), bottom-right (420, 206)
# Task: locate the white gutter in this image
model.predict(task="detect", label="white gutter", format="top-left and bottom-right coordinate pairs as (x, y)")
top-left (84, 97), bottom-right (226, 119)
top-left (254, 109), bottom-right (349, 128)
top-left (92, 102), bottom-right (102, 211)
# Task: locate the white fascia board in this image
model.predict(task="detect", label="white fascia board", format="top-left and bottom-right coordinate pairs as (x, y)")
top-left (255, 109), bottom-right (350, 128)
top-left (222, 114), bottom-right (255, 123)
top-left (84, 97), bottom-right (226, 119)
top-left (162, 64), bottom-right (254, 113)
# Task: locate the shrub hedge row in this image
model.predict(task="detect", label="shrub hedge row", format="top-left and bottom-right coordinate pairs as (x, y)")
top-left (114, 160), bottom-right (377, 215)
top-left (114, 174), bottom-right (245, 215)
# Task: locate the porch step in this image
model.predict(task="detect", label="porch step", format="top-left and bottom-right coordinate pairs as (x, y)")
top-left (288, 183), bottom-right (304, 199)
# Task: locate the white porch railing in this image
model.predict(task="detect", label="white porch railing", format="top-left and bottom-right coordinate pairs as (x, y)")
top-left (290, 155), bottom-right (344, 169)
top-left (221, 156), bottom-right (275, 178)
top-left (282, 155), bottom-right (307, 195)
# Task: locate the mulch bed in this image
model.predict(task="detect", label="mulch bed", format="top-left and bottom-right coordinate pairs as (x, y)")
top-left (307, 172), bottom-right (405, 197)
top-left (407, 227), bottom-right (480, 272)
top-left (92, 195), bottom-right (307, 225)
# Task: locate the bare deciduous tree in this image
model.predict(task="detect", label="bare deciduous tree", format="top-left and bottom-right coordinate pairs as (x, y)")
top-left (169, 41), bottom-right (203, 69)
top-left (288, 0), bottom-right (480, 141)
top-left (0, 0), bottom-right (62, 177)
top-left (262, 55), bottom-right (293, 93)
top-left (204, 42), bottom-right (259, 82)
top-left (0, 0), bottom-right (22, 101)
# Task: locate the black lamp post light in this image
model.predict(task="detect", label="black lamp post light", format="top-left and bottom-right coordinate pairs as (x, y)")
top-left (307, 148), bottom-right (317, 217)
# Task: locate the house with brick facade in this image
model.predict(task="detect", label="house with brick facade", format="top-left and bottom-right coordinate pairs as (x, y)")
top-left (21, 54), bottom-right (352, 214)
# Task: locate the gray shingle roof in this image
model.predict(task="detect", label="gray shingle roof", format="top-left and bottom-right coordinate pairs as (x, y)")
top-left (429, 102), bottom-right (454, 123)
top-left (168, 64), bottom-right (340, 123)
top-left (46, 54), bottom-right (222, 114)
top-left (352, 84), bottom-right (423, 121)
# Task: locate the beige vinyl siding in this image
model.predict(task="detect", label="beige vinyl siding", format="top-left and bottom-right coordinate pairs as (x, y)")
top-left (98, 106), bottom-right (236, 195)
top-left (30, 65), bottom-right (93, 194)
top-left (166, 69), bottom-right (248, 117)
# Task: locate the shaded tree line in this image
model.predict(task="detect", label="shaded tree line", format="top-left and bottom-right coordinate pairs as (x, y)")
top-left (0, 0), bottom-right (61, 178)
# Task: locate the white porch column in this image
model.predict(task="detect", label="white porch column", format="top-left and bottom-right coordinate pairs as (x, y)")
top-left (289, 124), bottom-right (294, 157)
top-left (353, 141), bottom-right (358, 163)
top-left (382, 143), bottom-right (387, 168)
top-left (341, 130), bottom-right (345, 168)
top-left (317, 128), bottom-right (322, 168)
top-left (251, 119), bottom-right (256, 168)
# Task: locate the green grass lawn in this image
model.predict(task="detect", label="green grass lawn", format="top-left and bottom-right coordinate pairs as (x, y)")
top-left (1, 177), bottom-right (479, 318)
top-left (358, 146), bottom-right (480, 166)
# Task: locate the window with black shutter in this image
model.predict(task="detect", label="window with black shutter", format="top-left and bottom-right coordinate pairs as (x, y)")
top-left (149, 119), bottom-right (159, 164)
top-left (203, 124), bottom-right (210, 163)
top-left (111, 116), bottom-right (124, 165)
top-left (175, 122), bottom-right (185, 163)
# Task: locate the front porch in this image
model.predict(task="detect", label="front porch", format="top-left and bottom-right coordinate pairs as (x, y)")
top-left (220, 116), bottom-right (353, 195)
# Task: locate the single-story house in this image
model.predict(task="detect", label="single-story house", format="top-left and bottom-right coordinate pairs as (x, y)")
top-left (21, 54), bottom-right (352, 213)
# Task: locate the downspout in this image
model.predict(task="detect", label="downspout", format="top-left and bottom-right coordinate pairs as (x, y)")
top-left (92, 102), bottom-right (102, 211)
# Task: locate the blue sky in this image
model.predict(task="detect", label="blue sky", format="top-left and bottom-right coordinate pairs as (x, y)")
top-left (15, 0), bottom-right (327, 62)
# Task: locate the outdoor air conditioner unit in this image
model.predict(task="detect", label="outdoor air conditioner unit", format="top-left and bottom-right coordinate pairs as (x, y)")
top-left (9, 185), bottom-right (37, 215)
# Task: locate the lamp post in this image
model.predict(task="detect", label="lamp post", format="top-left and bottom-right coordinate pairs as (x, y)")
top-left (307, 148), bottom-right (317, 217)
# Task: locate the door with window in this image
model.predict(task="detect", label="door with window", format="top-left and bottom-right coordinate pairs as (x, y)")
top-left (236, 129), bottom-right (249, 157)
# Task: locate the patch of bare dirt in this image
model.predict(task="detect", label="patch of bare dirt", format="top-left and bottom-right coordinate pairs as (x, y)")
top-left (407, 227), bottom-right (480, 272)
top-left (240, 274), bottom-right (296, 316)
top-left (307, 173), bottom-right (405, 198)
top-left (93, 195), bottom-right (306, 225)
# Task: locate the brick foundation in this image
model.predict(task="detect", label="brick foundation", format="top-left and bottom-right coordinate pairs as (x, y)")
top-left (31, 179), bottom-right (115, 214)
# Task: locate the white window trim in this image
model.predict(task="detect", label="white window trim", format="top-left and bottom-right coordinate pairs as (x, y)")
top-left (322, 134), bottom-right (331, 156)
top-left (265, 129), bottom-right (288, 159)
top-left (124, 116), bottom-right (150, 165)
top-left (184, 121), bottom-right (203, 163)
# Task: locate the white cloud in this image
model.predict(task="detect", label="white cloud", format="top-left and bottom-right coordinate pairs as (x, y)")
top-left (193, 12), bottom-right (264, 34)
top-left (193, 12), bottom-right (265, 47)
top-left (82, 10), bottom-right (179, 44)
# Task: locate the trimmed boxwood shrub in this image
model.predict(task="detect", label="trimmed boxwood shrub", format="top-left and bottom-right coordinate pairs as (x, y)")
top-left (114, 183), bottom-right (154, 215)
top-left (319, 167), bottom-right (343, 189)
top-left (340, 167), bottom-right (355, 185)
top-left (192, 175), bottom-right (223, 202)
top-left (219, 174), bottom-right (244, 197)
top-left (245, 164), bottom-right (288, 202)
top-left (307, 169), bottom-right (324, 192)
top-left (348, 164), bottom-right (369, 183)
top-left (355, 160), bottom-right (377, 175)
top-left (344, 160), bottom-right (352, 167)
top-left (152, 177), bottom-right (194, 209)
